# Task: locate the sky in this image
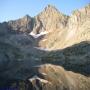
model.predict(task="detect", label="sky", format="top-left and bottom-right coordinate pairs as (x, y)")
top-left (0, 0), bottom-right (90, 22)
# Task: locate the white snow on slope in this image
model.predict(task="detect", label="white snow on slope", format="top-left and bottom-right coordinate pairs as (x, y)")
top-left (34, 47), bottom-right (50, 51)
top-left (29, 75), bottom-right (50, 84)
top-left (29, 31), bottom-right (49, 38)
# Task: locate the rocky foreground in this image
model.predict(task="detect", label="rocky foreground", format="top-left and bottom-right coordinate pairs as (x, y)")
top-left (5, 64), bottom-right (90, 90)
top-left (0, 4), bottom-right (90, 90)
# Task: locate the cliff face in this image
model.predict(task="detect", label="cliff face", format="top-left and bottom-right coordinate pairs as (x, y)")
top-left (7, 15), bottom-right (33, 33)
top-left (39, 4), bottom-right (90, 49)
top-left (65, 4), bottom-right (90, 47)
top-left (32, 5), bottom-right (68, 34)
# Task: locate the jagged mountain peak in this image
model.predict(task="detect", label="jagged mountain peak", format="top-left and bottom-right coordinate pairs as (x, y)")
top-left (41, 4), bottom-right (64, 17)
top-left (84, 3), bottom-right (90, 8)
top-left (7, 14), bottom-right (33, 33)
top-left (32, 4), bottom-right (68, 35)
top-left (24, 14), bottom-right (31, 18)
top-left (72, 3), bottom-right (90, 15)
top-left (44, 4), bottom-right (59, 12)
top-left (22, 14), bottom-right (31, 20)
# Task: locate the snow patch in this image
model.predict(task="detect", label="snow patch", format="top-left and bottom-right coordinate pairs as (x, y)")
top-left (41, 73), bottom-right (47, 76)
top-left (29, 75), bottom-right (50, 84)
top-left (34, 47), bottom-right (50, 51)
top-left (29, 31), bottom-right (49, 38)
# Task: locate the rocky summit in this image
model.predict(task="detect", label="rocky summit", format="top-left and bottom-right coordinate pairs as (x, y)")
top-left (0, 4), bottom-right (90, 90)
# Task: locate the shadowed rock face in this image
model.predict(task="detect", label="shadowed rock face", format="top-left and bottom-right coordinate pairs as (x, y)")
top-left (0, 4), bottom-right (90, 90)
top-left (7, 15), bottom-right (33, 33)
top-left (39, 41), bottom-right (90, 77)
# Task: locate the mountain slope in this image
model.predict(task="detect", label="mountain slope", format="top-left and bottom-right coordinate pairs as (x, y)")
top-left (39, 4), bottom-right (90, 49)
top-left (0, 4), bottom-right (90, 50)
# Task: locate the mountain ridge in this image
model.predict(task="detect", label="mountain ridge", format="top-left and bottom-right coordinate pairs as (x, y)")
top-left (0, 4), bottom-right (89, 50)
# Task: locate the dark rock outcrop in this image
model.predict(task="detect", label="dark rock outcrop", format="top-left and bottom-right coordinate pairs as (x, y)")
top-left (9, 64), bottom-right (90, 90)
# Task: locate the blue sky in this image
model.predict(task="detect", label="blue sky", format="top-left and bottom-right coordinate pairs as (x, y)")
top-left (0, 0), bottom-right (90, 22)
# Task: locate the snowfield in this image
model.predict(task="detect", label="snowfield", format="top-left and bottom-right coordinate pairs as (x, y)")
top-left (29, 31), bottom-right (49, 38)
